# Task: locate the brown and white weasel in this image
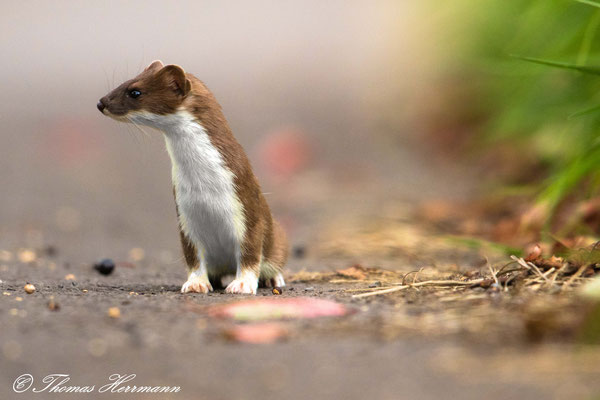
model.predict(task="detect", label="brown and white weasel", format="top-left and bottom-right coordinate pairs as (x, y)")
top-left (97, 60), bottom-right (288, 294)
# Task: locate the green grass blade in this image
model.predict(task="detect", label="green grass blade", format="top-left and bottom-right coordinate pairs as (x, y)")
top-left (510, 54), bottom-right (600, 75)
top-left (577, 0), bottom-right (600, 9)
top-left (568, 104), bottom-right (600, 119)
top-left (444, 236), bottom-right (523, 257)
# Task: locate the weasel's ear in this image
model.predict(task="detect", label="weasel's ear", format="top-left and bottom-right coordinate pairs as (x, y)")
top-left (158, 65), bottom-right (192, 97)
top-left (144, 60), bottom-right (164, 72)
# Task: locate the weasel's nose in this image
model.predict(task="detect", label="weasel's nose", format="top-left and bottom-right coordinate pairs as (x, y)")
top-left (97, 100), bottom-right (106, 113)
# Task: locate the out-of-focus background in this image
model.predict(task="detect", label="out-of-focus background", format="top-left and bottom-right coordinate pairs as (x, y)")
top-left (1, 0), bottom-right (473, 266)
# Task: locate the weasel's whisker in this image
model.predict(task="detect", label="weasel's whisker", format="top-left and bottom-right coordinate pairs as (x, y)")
top-left (128, 118), bottom-right (151, 139)
top-left (102, 66), bottom-right (110, 91)
top-left (115, 121), bottom-right (141, 146)
top-left (125, 124), bottom-right (142, 146)
top-left (138, 46), bottom-right (146, 73)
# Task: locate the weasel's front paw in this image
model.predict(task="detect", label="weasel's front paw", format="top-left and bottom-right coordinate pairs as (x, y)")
top-left (225, 276), bottom-right (258, 295)
top-left (181, 276), bottom-right (213, 294)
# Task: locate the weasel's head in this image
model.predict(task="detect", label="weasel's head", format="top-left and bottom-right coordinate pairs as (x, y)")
top-left (97, 60), bottom-right (192, 126)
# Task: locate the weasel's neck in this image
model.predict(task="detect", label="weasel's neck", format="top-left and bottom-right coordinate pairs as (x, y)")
top-left (149, 110), bottom-right (234, 194)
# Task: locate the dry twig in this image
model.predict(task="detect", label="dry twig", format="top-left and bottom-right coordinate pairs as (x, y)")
top-left (352, 279), bottom-right (484, 298)
top-left (561, 264), bottom-right (588, 292)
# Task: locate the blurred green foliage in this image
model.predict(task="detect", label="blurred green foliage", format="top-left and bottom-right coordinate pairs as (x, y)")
top-left (451, 0), bottom-right (600, 223)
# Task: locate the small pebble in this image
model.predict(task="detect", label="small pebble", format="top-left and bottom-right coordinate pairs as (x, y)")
top-left (292, 245), bottom-right (306, 259)
top-left (304, 287), bottom-right (314, 292)
top-left (107, 307), bottom-right (121, 318)
top-left (94, 258), bottom-right (115, 276)
top-left (24, 284), bottom-right (36, 294)
top-left (18, 249), bottom-right (36, 263)
top-left (64, 274), bottom-right (76, 281)
top-left (128, 248), bottom-right (145, 262)
top-left (272, 287), bottom-right (283, 295)
top-left (368, 281), bottom-right (382, 288)
top-left (44, 245), bottom-right (58, 257)
top-left (48, 296), bottom-right (60, 311)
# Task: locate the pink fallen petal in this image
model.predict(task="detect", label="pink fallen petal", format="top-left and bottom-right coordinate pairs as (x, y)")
top-left (210, 297), bottom-right (350, 321)
top-left (223, 323), bottom-right (288, 344)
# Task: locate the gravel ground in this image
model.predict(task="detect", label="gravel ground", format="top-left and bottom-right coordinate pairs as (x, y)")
top-left (2, 245), bottom-right (600, 400)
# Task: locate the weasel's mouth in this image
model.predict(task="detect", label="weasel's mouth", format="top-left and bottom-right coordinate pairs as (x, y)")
top-left (103, 110), bottom-right (129, 123)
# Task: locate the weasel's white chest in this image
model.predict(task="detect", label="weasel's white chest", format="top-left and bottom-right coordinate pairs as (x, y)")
top-left (137, 111), bottom-right (245, 270)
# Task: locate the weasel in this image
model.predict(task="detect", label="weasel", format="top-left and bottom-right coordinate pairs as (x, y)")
top-left (97, 60), bottom-right (288, 294)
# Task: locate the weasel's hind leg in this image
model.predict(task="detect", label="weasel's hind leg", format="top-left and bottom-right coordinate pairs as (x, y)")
top-left (258, 263), bottom-right (285, 288)
top-left (267, 272), bottom-right (285, 287)
top-left (273, 272), bottom-right (285, 287)
top-left (259, 270), bottom-right (286, 288)
top-left (259, 219), bottom-right (288, 287)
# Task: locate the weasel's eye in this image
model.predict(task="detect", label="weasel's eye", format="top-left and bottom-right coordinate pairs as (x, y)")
top-left (128, 89), bottom-right (141, 98)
